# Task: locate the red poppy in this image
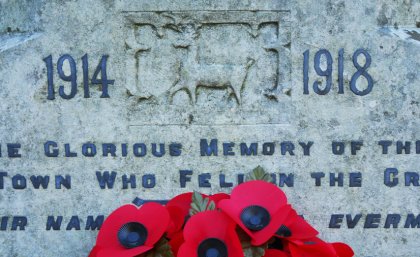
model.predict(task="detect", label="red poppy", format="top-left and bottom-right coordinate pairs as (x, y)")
top-left (287, 237), bottom-right (353, 257)
top-left (166, 205), bottom-right (186, 239)
top-left (88, 246), bottom-right (100, 257)
top-left (168, 231), bottom-right (184, 256)
top-left (209, 193), bottom-right (231, 203)
top-left (166, 192), bottom-right (230, 238)
top-left (263, 249), bottom-right (291, 257)
top-left (331, 242), bottom-right (354, 257)
top-left (219, 180), bottom-right (291, 245)
top-left (273, 208), bottom-right (318, 240)
top-left (166, 193), bottom-right (195, 217)
top-left (178, 210), bottom-right (244, 257)
top-left (94, 202), bottom-right (170, 257)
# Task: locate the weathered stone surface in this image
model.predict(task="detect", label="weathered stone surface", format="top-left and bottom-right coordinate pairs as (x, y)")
top-left (0, 0), bottom-right (419, 256)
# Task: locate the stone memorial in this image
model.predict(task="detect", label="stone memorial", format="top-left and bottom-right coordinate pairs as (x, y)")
top-left (0, 0), bottom-right (419, 256)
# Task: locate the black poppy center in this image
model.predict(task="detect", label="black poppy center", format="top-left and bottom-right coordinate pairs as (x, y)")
top-left (275, 224), bottom-right (292, 237)
top-left (268, 236), bottom-right (284, 250)
top-left (118, 222), bottom-right (148, 249)
top-left (240, 205), bottom-right (270, 231)
top-left (197, 238), bottom-right (228, 257)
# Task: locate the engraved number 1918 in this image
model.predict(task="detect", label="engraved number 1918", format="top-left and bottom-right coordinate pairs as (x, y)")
top-left (303, 48), bottom-right (373, 96)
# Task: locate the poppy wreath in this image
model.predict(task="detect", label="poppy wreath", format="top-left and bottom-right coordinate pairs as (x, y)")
top-left (88, 166), bottom-right (354, 257)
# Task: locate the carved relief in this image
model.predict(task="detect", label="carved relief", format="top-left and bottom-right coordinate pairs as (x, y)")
top-left (124, 11), bottom-right (290, 105)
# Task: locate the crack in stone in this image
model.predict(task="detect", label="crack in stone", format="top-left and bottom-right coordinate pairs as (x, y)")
top-left (0, 32), bottom-right (42, 53)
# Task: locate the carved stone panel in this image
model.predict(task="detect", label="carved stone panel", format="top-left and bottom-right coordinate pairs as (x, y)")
top-left (123, 11), bottom-right (290, 107)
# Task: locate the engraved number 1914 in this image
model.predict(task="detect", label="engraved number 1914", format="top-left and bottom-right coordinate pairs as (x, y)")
top-left (43, 54), bottom-right (114, 100)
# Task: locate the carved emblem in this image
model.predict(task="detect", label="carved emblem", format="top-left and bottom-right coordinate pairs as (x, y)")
top-left (124, 11), bottom-right (290, 105)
